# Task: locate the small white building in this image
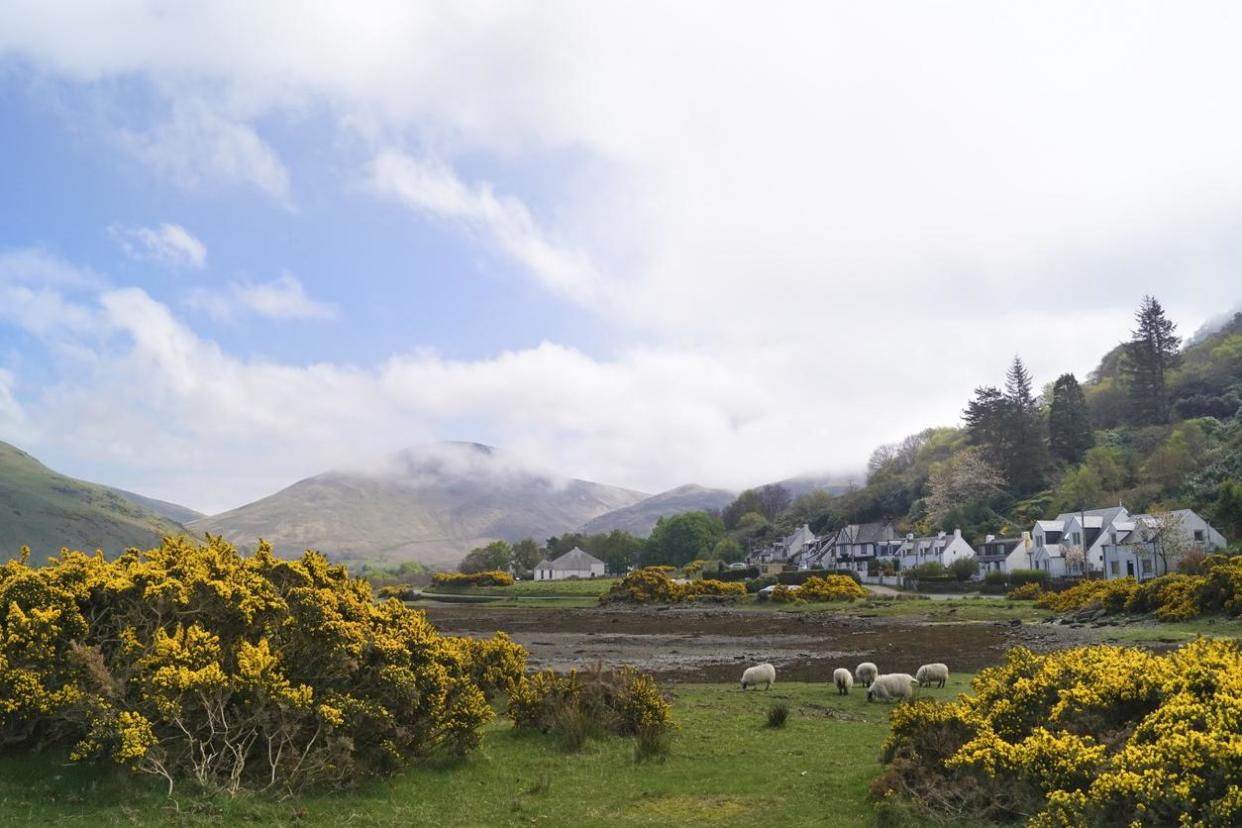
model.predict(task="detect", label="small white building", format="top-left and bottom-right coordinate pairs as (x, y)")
top-left (1031, 507), bottom-right (1132, 578)
top-left (1100, 510), bottom-right (1228, 581)
top-left (897, 528), bottom-right (975, 571)
top-left (974, 532), bottom-right (1035, 575)
top-left (532, 547), bottom-right (607, 581)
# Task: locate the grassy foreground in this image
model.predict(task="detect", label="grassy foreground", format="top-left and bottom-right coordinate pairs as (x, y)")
top-left (0, 678), bottom-right (975, 827)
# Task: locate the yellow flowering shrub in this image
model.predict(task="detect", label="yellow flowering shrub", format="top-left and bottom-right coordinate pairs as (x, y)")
top-left (684, 579), bottom-right (747, 600)
top-left (768, 584), bottom-right (800, 603)
top-left (874, 639), bottom-right (1242, 827)
top-left (1035, 555), bottom-right (1242, 623)
top-left (0, 536), bottom-right (526, 795)
top-left (798, 575), bottom-right (867, 601)
top-left (1007, 581), bottom-right (1044, 600)
top-left (431, 570), bottom-right (514, 587)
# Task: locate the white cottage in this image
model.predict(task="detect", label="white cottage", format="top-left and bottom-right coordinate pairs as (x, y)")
top-left (532, 547), bottom-right (607, 581)
top-left (897, 528), bottom-right (975, 571)
top-left (1031, 507), bottom-right (1132, 578)
top-left (1100, 510), bottom-right (1228, 581)
top-left (974, 532), bottom-right (1035, 575)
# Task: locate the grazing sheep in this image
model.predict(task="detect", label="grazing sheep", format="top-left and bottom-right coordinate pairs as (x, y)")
top-left (866, 673), bottom-right (919, 702)
top-left (855, 662), bottom-right (878, 687)
top-left (915, 662), bottom-right (949, 688)
top-left (740, 662), bottom-right (776, 690)
top-left (833, 668), bottom-right (854, 695)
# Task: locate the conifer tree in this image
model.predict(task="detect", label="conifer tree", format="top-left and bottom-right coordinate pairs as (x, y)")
top-left (1002, 356), bottom-right (1048, 495)
top-left (1048, 373), bottom-right (1094, 464)
top-left (1125, 295), bottom-right (1180, 425)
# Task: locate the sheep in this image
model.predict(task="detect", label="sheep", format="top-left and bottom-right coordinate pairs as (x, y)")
top-left (915, 662), bottom-right (949, 688)
top-left (833, 667), bottom-right (854, 695)
top-left (740, 662), bottom-right (776, 690)
top-left (866, 673), bottom-right (919, 702)
top-left (855, 662), bottom-right (878, 687)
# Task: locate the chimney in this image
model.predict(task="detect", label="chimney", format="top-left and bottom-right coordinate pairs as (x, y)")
top-left (953, 528), bottom-right (962, 539)
top-left (906, 533), bottom-right (914, 541)
top-left (985, 534), bottom-right (995, 543)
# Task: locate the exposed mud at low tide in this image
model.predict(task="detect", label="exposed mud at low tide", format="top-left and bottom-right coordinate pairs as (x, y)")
top-left (423, 605), bottom-right (1092, 683)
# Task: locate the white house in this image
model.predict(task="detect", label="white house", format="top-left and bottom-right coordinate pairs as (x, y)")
top-left (803, 521), bottom-right (898, 573)
top-left (1031, 507), bottom-right (1132, 578)
top-left (896, 529), bottom-right (975, 571)
top-left (974, 532), bottom-right (1035, 575)
top-left (532, 547), bottom-right (606, 581)
top-left (749, 524), bottom-right (817, 568)
top-left (1100, 509), bottom-right (1228, 581)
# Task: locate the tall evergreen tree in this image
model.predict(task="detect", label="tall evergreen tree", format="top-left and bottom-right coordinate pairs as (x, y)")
top-left (1125, 295), bottom-right (1181, 425)
top-left (1048, 373), bottom-right (1094, 464)
top-left (963, 385), bottom-right (1008, 462)
top-left (1002, 356), bottom-right (1048, 495)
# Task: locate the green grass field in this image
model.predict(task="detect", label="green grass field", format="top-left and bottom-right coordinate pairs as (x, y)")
top-left (0, 678), bottom-right (978, 827)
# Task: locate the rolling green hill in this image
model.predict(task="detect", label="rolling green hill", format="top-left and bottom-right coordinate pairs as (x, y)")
top-left (0, 441), bottom-right (189, 563)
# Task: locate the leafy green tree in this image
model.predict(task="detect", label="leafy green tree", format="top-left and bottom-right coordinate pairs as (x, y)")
top-left (1212, 480), bottom-right (1242, 541)
top-left (711, 537), bottom-right (745, 563)
top-left (721, 484), bottom-right (791, 528)
top-left (949, 556), bottom-right (978, 582)
top-left (643, 511), bottom-right (725, 567)
top-left (511, 538), bottom-right (542, 574)
top-left (458, 540), bottom-right (512, 574)
top-left (1125, 295), bottom-right (1181, 425)
top-left (594, 530), bottom-right (644, 574)
top-left (1053, 465), bottom-right (1104, 513)
top-left (1048, 373), bottom-right (1094, 464)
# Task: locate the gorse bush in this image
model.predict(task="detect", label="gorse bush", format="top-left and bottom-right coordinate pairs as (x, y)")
top-left (599, 568), bottom-right (745, 603)
top-left (766, 575), bottom-right (866, 603)
top-left (872, 639), bottom-right (1242, 827)
top-left (507, 665), bottom-right (674, 757)
top-left (1034, 555), bottom-right (1242, 622)
top-left (1006, 581), bottom-right (1044, 600)
top-left (431, 570), bottom-right (514, 588)
top-left (0, 537), bottom-right (526, 795)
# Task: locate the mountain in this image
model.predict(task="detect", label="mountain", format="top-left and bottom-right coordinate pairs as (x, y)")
top-left (0, 440), bottom-right (189, 563)
top-left (189, 442), bottom-right (649, 568)
top-left (766, 473), bottom-right (855, 498)
top-left (578, 483), bottom-right (737, 537)
top-left (108, 487), bottom-right (205, 525)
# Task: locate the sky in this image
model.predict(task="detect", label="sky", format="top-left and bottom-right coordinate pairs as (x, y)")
top-left (1, 1), bottom-right (1241, 515)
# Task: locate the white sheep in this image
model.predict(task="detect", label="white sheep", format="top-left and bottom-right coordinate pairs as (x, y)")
top-left (740, 662), bottom-right (776, 690)
top-left (915, 662), bottom-right (949, 688)
top-left (855, 662), bottom-right (878, 687)
top-left (866, 673), bottom-right (919, 702)
top-left (833, 667), bottom-right (854, 695)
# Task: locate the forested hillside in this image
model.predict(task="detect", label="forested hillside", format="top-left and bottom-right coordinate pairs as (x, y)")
top-left (784, 298), bottom-right (1242, 544)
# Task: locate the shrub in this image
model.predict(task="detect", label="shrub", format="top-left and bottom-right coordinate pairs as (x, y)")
top-left (948, 556), bottom-right (979, 582)
top-left (431, 570), bottom-right (514, 588)
top-left (745, 575), bottom-right (778, 593)
top-left (600, 568), bottom-right (744, 603)
top-left (507, 665), bottom-right (674, 757)
top-left (776, 569), bottom-right (862, 586)
top-left (910, 562), bottom-right (946, 578)
top-left (983, 571), bottom-right (1008, 587)
top-left (873, 639), bottom-right (1242, 827)
top-left (768, 584), bottom-right (801, 603)
top-left (797, 575), bottom-right (867, 602)
top-left (1006, 581), bottom-right (1044, 600)
top-left (376, 583), bottom-right (416, 600)
top-left (1008, 569), bottom-right (1049, 588)
top-left (1036, 578), bottom-right (1137, 614)
top-left (766, 703), bottom-right (789, 728)
top-left (0, 537), bottom-right (523, 795)
top-left (1033, 556), bottom-right (1242, 622)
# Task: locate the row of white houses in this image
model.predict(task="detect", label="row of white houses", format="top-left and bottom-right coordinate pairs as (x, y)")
top-left (745, 505), bottom-right (1229, 582)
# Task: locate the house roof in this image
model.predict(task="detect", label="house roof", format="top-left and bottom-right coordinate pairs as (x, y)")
top-left (548, 547), bottom-right (605, 570)
top-left (848, 522), bottom-right (893, 544)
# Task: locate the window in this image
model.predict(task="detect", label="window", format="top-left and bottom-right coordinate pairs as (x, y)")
top-left (1110, 561), bottom-right (1120, 575)
top-left (1194, 530), bottom-right (1204, 542)
top-left (1141, 558), bottom-right (1152, 575)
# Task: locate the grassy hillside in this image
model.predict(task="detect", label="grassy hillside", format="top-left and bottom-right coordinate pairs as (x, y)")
top-left (0, 441), bottom-right (186, 563)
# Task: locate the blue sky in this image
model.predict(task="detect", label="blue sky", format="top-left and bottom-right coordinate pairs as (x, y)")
top-left (1, 2), bottom-right (1241, 514)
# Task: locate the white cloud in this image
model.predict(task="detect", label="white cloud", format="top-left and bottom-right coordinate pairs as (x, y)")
top-left (368, 151), bottom-right (600, 304)
top-left (0, 368), bottom-right (23, 430)
top-left (185, 274), bottom-right (335, 322)
top-left (110, 223), bottom-right (207, 268)
top-left (116, 101), bottom-right (292, 205)
top-left (2, 4), bottom-right (1242, 510)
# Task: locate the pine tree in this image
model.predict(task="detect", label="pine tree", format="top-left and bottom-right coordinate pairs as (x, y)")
top-left (1125, 295), bottom-right (1181, 425)
top-left (1048, 373), bottom-right (1094, 464)
top-left (963, 385), bottom-right (1008, 463)
top-left (1002, 356), bottom-right (1048, 495)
